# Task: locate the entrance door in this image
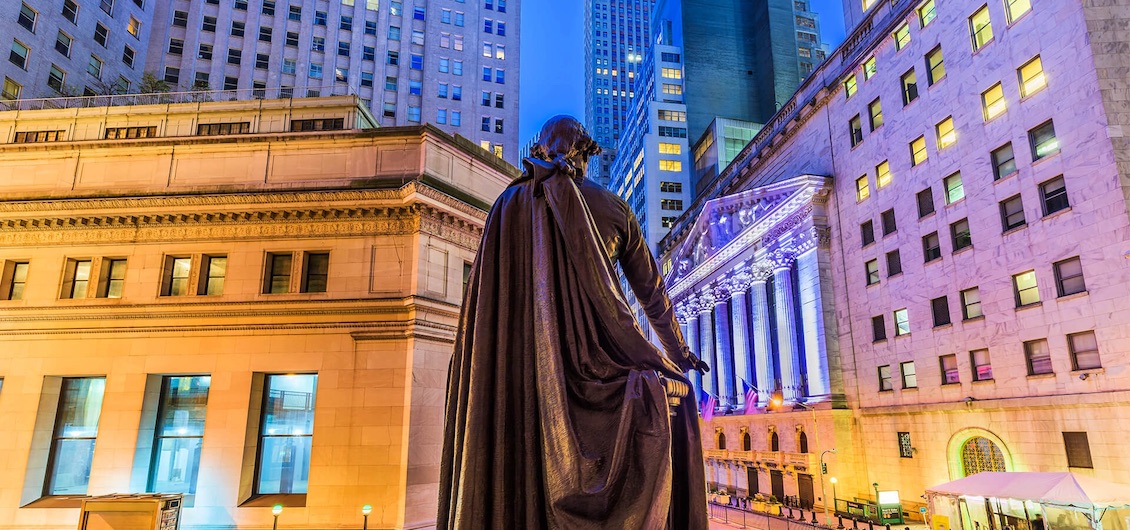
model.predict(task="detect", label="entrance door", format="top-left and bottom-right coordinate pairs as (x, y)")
top-left (798, 473), bottom-right (815, 509)
top-left (748, 467), bottom-right (759, 496)
top-left (771, 470), bottom-right (785, 501)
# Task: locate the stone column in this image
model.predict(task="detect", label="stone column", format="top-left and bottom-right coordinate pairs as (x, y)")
top-left (728, 273), bottom-right (754, 410)
top-left (712, 283), bottom-right (735, 409)
top-left (697, 291), bottom-right (717, 398)
top-left (680, 304), bottom-right (703, 395)
top-left (797, 244), bottom-right (831, 399)
top-left (773, 251), bottom-right (804, 402)
top-left (749, 267), bottom-right (775, 407)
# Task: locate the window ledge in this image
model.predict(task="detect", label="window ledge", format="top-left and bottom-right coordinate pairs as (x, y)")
top-left (971, 39), bottom-right (995, 57)
top-left (953, 245), bottom-right (973, 256)
top-left (867, 281), bottom-right (880, 288)
top-left (924, 257), bottom-right (943, 266)
top-left (1007, 9), bottom-right (1033, 27)
top-left (993, 171), bottom-right (1019, 184)
top-left (879, 388), bottom-right (894, 393)
top-left (933, 323), bottom-right (953, 330)
top-left (1072, 367), bottom-right (1104, 376)
top-left (963, 315), bottom-right (985, 323)
top-left (1031, 151), bottom-right (1061, 167)
top-left (894, 332), bottom-right (911, 339)
top-left (240, 493), bottom-right (307, 508)
top-left (901, 386), bottom-right (919, 391)
top-left (1002, 224), bottom-right (1027, 236)
top-left (1015, 301), bottom-right (1043, 311)
top-left (1027, 372), bottom-right (1055, 379)
top-left (945, 196), bottom-right (966, 208)
top-left (887, 272), bottom-right (904, 279)
top-left (873, 339), bottom-right (888, 344)
top-left (972, 378), bottom-right (995, 384)
top-left (1042, 206), bottom-right (1073, 221)
top-left (1057, 290), bottom-right (1089, 302)
top-left (941, 382), bottom-right (961, 386)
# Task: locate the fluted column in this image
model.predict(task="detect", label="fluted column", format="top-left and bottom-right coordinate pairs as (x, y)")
top-left (797, 245), bottom-right (831, 399)
top-left (680, 305), bottom-right (703, 394)
top-left (749, 268), bottom-right (774, 407)
top-left (712, 284), bottom-right (735, 409)
top-left (773, 252), bottom-right (804, 402)
top-left (728, 273), bottom-right (754, 409)
top-left (697, 292), bottom-right (717, 398)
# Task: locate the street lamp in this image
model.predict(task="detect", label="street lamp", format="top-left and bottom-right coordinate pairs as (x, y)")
top-left (830, 477), bottom-right (840, 528)
top-left (362, 504), bottom-right (372, 530)
top-left (821, 449), bottom-right (836, 525)
top-left (272, 504), bottom-right (283, 530)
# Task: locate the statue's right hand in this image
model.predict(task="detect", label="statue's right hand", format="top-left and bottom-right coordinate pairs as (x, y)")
top-left (678, 348), bottom-right (710, 375)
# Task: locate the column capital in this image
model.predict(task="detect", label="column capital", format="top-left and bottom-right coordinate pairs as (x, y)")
top-left (728, 271), bottom-right (754, 295)
top-left (771, 248), bottom-right (795, 271)
top-left (696, 291), bottom-right (716, 312)
top-left (749, 263), bottom-right (774, 283)
top-left (712, 281), bottom-right (731, 302)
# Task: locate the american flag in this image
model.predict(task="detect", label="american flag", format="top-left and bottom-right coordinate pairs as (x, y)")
top-left (698, 387), bottom-right (716, 422)
top-left (742, 379), bottom-right (759, 415)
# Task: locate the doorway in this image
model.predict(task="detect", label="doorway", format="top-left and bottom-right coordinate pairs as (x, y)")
top-left (798, 473), bottom-right (815, 509)
top-left (748, 467), bottom-right (759, 496)
top-left (771, 470), bottom-right (785, 501)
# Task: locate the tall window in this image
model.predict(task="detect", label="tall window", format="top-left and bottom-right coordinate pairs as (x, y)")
top-left (861, 220), bottom-right (875, 247)
top-left (1006, 0), bottom-right (1031, 21)
top-left (901, 69), bottom-right (918, 105)
top-left (894, 308), bottom-right (910, 336)
top-left (46, 378), bottom-right (106, 495)
top-left (62, 259), bottom-right (92, 299)
top-left (940, 354), bottom-right (959, 384)
top-left (1067, 331), bottom-right (1100, 370)
top-left (910, 136), bottom-right (927, 166)
top-left (1013, 270), bottom-right (1040, 306)
top-left (4, 261), bottom-right (30, 300)
top-left (98, 259), bottom-right (127, 298)
top-left (970, 349), bottom-right (993, 381)
top-left (865, 259), bottom-right (880, 285)
top-left (162, 257), bottom-right (191, 296)
top-left (886, 250), bottom-right (902, 277)
top-left (1000, 195), bottom-right (1026, 232)
top-left (943, 172), bottom-right (964, 204)
top-left (863, 57), bottom-right (877, 80)
top-left (18, 3), bottom-right (37, 31)
top-left (881, 209), bottom-right (897, 235)
top-left (900, 362), bottom-right (917, 389)
top-left (200, 255), bottom-right (227, 295)
top-left (878, 365), bottom-right (892, 391)
top-left (982, 83), bottom-right (1005, 120)
top-left (872, 315), bottom-right (886, 342)
top-left (1024, 339), bottom-right (1052, 375)
top-left (876, 161), bottom-right (892, 188)
top-left (991, 143), bottom-right (1017, 180)
top-left (969, 6), bottom-right (993, 50)
top-left (918, 0), bottom-right (936, 26)
top-left (1018, 56), bottom-right (1046, 97)
top-left (951, 218), bottom-right (972, 251)
top-left (301, 253), bottom-right (329, 293)
top-left (856, 175), bottom-right (870, 201)
top-left (149, 376), bottom-right (210, 495)
top-left (1053, 257), bottom-right (1085, 297)
top-left (849, 115), bottom-right (863, 147)
top-left (917, 188), bottom-right (935, 217)
top-left (931, 296), bottom-right (951, 327)
top-left (926, 46), bottom-right (945, 85)
top-left (961, 287), bottom-right (982, 320)
top-left (1062, 432), bottom-right (1093, 469)
top-left (843, 74), bottom-right (857, 99)
top-left (869, 98), bottom-right (883, 130)
top-left (922, 232), bottom-right (941, 262)
top-left (265, 253), bottom-right (293, 294)
top-left (894, 24), bottom-right (910, 50)
top-left (1040, 176), bottom-right (1070, 215)
top-left (257, 374), bottom-right (318, 495)
top-left (936, 117), bottom-right (956, 148)
top-left (1029, 120), bottom-right (1059, 160)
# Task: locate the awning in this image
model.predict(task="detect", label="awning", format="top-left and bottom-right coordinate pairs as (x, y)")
top-left (926, 472), bottom-right (1130, 510)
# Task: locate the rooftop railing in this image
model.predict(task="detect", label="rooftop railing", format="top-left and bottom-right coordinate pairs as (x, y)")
top-left (0, 85), bottom-right (357, 112)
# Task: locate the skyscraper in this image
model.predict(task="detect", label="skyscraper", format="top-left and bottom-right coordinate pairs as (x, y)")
top-left (1, 0), bottom-right (521, 164)
top-left (583, 0), bottom-right (654, 187)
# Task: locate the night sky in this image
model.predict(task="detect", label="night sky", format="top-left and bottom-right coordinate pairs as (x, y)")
top-left (517, 0), bottom-right (848, 147)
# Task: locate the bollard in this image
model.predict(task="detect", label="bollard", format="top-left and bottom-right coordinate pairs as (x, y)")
top-left (811, 509), bottom-right (818, 524)
top-left (789, 507), bottom-right (795, 519)
top-left (837, 516), bottom-right (845, 530)
top-left (853, 518), bottom-right (859, 530)
top-left (869, 520), bottom-right (875, 530)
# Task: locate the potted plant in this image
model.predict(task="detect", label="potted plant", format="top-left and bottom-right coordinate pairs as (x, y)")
top-left (767, 495), bottom-right (782, 516)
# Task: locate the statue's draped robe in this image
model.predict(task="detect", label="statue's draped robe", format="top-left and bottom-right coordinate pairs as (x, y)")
top-left (438, 158), bottom-right (708, 530)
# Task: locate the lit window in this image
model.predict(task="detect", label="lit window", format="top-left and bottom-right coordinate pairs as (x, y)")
top-left (865, 259), bottom-right (880, 285)
top-left (918, 0), bottom-right (936, 26)
top-left (1012, 270), bottom-right (1040, 306)
top-left (3, 261), bottom-right (30, 300)
top-left (969, 6), bottom-right (993, 51)
top-left (863, 0), bottom-right (876, 9)
top-left (256, 374), bottom-right (317, 495)
top-left (1006, 0), bottom-right (1031, 23)
top-left (936, 117), bottom-right (956, 148)
top-left (970, 349), bottom-right (992, 381)
top-left (878, 365), bottom-right (892, 391)
top-left (200, 255), bottom-right (226, 295)
top-left (943, 172), bottom-right (964, 204)
top-left (662, 84), bottom-right (682, 95)
top-left (876, 161), bottom-right (891, 188)
top-left (863, 57), bottom-right (877, 80)
top-left (659, 142), bottom-right (682, 154)
top-left (926, 46), bottom-right (945, 85)
top-left (1040, 176), bottom-right (1070, 215)
top-left (901, 362), bottom-right (917, 389)
top-left (856, 175), bottom-right (870, 201)
top-left (869, 98), bottom-right (883, 130)
top-left (1054, 257), bottom-right (1086, 297)
top-left (62, 259), bottom-right (92, 299)
top-left (982, 83), bottom-right (1005, 120)
top-left (1019, 56), bottom-right (1046, 97)
top-left (661, 67), bottom-right (682, 79)
top-left (98, 259), bottom-right (127, 298)
top-left (901, 69), bottom-right (918, 105)
top-left (843, 74), bottom-right (857, 98)
top-left (46, 378), bottom-right (106, 495)
top-left (1024, 339), bottom-right (1052, 375)
top-left (1029, 120), bottom-right (1058, 160)
top-left (301, 253), bottom-right (329, 293)
top-left (961, 287), bottom-right (982, 320)
top-left (659, 160), bottom-right (682, 171)
top-left (128, 15), bottom-right (141, 37)
top-left (264, 253), bottom-right (292, 294)
top-left (910, 136), bottom-right (927, 166)
top-left (1068, 331), bottom-right (1101, 370)
top-left (940, 354), bottom-right (959, 384)
top-left (1000, 194), bottom-right (1026, 231)
top-left (894, 23), bottom-right (910, 50)
top-left (894, 308), bottom-right (910, 336)
top-left (149, 376), bottom-right (210, 495)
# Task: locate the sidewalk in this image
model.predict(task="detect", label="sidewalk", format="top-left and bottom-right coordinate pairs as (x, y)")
top-left (707, 504), bottom-right (931, 530)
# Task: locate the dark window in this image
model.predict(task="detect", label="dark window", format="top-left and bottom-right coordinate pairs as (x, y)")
top-left (1062, 432), bottom-right (1093, 468)
top-left (898, 432), bottom-right (913, 458)
top-left (991, 143), bottom-right (1017, 180)
top-left (849, 115), bottom-right (863, 147)
top-left (861, 220), bottom-right (875, 247)
top-left (231, 21), bottom-right (245, 37)
top-left (1068, 331), bottom-right (1101, 370)
top-left (168, 38), bottom-right (183, 55)
top-left (94, 24), bottom-right (109, 46)
top-left (1000, 195), bottom-right (1026, 231)
top-left (63, 0), bottom-right (79, 23)
top-left (202, 16), bottom-right (217, 32)
top-left (872, 315), bottom-right (886, 342)
top-left (259, 26), bottom-right (272, 42)
top-left (223, 76), bottom-right (237, 90)
top-left (916, 188), bottom-right (935, 218)
top-left (931, 296), bottom-right (951, 327)
top-left (799, 432), bottom-right (809, 453)
top-left (255, 53), bottom-right (269, 69)
top-left (264, 253), bottom-right (292, 294)
top-left (1029, 120), bottom-right (1059, 161)
top-left (301, 253), bottom-right (329, 293)
top-left (314, 11), bottom-right (327, 25)
top-left (197, 122), bottom-right (251, 136)
top-left (286, 31), bottom-right (299, 46)
top-left (1040, 176), bottom-right (1070, 215)
top-left (290, 118), bottom-right (345, 132)
top-left (262, 1), bottom-right (275, 15)
top-left (922, 232), bottom-right (941, 262)
top-left (1024, 338), bottom-right (1053, 375)
top-left (951, 218), bottom-right (972, 251)
top-left (886, 250), bottom-right (902, 276)
top-left (226, 48), bottom-right (241, 65)
top-left (172, 10), bottom-right (187, 27)
top-left (881, 209), bottom-right (897, 235)
top-left (1054, 257), bottom-right (1086, 297)
top-left (940, 354), bottom-right (959, 384)
top-left (18, 3), bottom-right (37, 32)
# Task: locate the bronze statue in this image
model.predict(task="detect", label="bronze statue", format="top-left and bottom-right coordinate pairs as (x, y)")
top-left (438, 116), bottom-right (709, 529)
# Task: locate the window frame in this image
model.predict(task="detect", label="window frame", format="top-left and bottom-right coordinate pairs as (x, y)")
top-left (950, 218), bottom-right (972, 251)
top-left (931, 295), bottom-right (951, 327)
top-left (878, 364), bottom-right (893, 391)
top-left (1067, 331), bottom-right (1101, 371)
top-left (1024, 338), bottom-right (1053, 375)
top-left (1040, 176), bottom-right (1070, 216)
top-left (961, 287), bottom-right (983, 320)
top-left (1000, 194), bottom-right (1026, 232)
top-left (1012, 270), bottom-right (1040, 307)
top-left (900, 361), bottom-right (917, 389)
top-left (970, 349), bottom-right (993, 381)
top-left (1053, 256), bottom-right (1086, 297)
top-left (939, 354), bottom-right (959, 385)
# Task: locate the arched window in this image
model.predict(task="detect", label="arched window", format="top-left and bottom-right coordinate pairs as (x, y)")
top-left (742, 432), bottom-right (752, 451)
top-left (961, 436), bottom-right (1007, 476)
top-left (718, 432), bottom-right (727, 450)
top-left (799, 431), bottom-right (809, 453)
top-left (770, 431), bottom-right (780, 451)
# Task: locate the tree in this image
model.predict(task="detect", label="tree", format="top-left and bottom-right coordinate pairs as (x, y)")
top-left (138, 72), bottom-right (171, 94)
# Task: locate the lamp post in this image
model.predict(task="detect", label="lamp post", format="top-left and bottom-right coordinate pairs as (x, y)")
top-left (830, 477), bottom-right (839, 524)
top-left (821, 449), bottom-right (836, 525)
top-left (272, 504), bottom-right (283, 530)
top-left (362, 504), bottom-right (372, 530)
top-left (774, 393), bottom-right (827, 522)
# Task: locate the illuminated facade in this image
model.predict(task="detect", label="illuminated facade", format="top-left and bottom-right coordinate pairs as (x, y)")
top-left (1, 0), bottom-right (520, 164)
top-left (0, 96), bottom-right (515, 530)
top-left (660, 0), bottom-right (1130, 515)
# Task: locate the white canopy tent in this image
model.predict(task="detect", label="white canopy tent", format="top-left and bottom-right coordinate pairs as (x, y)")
top-left (925, 473), bottom-right (1130, 530)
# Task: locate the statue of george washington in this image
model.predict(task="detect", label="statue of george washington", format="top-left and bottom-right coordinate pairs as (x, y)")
top-left (437, 116), bottom-right (709, 529)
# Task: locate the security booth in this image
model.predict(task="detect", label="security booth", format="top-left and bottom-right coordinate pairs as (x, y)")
top-left (925, 472), bottom-right (1130, 530)
top-left (77, 493), bottom-right (182, 530)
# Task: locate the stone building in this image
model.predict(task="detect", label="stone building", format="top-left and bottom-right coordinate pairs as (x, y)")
top-left (0, 95), bottom-right (516, 530)
top-left (658, 0), bottom-right (1130, 519)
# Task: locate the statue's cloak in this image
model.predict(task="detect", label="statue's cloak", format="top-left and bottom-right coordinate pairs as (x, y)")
top-left (437, 158), bottom-right (708, 529)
